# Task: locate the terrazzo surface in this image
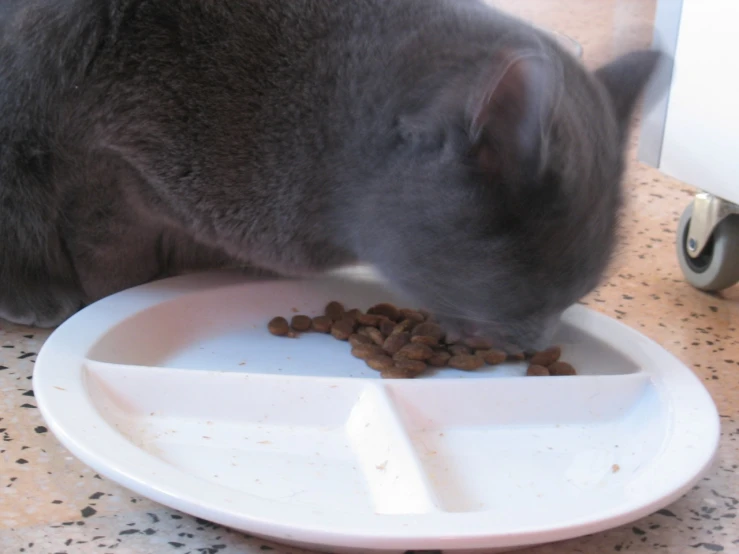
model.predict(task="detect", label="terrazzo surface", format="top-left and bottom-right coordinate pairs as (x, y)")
top-left (2, 1), bottom-right (738, 553)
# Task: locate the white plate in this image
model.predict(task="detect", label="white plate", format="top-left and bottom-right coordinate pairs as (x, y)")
top-left (34, 269), bottom-right (720, 553)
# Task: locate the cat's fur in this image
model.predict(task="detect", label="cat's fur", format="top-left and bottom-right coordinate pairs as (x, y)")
top-left (0, 0), bottom-right (666, 350)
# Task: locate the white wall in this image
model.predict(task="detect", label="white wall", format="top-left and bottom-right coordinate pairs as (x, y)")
top-left (659, 0), bottom-right (739, 202)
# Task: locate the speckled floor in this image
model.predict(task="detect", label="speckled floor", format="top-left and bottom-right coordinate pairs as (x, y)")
top-left (1, 1), bottom-right (738, 553)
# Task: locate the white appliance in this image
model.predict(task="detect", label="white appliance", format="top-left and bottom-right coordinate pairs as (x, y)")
top-left (640, 0), bottom-right (739, 291)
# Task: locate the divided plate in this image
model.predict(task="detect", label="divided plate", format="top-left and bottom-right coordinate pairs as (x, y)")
top-left (33, 269), bottom-right (720, 553)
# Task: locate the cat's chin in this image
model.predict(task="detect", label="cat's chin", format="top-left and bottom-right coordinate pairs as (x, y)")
top-left (428, 311), bottom-right (562, 355)
top-left (327, 263), bottom-right (386, 281)
top-left (240, 261), bottom-right (369, 281)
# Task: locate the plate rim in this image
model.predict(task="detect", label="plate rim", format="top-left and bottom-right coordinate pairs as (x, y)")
top-left (33, 270), bottom-right (721, 551)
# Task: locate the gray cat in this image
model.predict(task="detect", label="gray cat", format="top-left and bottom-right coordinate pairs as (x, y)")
top-left (0, 0), bottom-right (666, 351)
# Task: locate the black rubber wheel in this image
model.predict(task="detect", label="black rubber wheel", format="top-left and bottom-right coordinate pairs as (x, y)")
top-left (676, 202), bottom-right (739, 291)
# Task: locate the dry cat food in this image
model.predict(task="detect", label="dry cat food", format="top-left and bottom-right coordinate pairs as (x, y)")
top-left (267, 301), bottom-right (579, 379)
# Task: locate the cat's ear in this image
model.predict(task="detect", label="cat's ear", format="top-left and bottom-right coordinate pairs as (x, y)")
top-left (470, 51), bottom-right (557, 175)
top-left (594, 50), bottom-right (667, 131)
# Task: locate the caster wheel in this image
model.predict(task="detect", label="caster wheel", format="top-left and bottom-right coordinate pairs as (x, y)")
top-left (677, 202), bottom-right (739, 291)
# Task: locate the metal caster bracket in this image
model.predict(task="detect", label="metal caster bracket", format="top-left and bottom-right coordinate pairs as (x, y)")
top-left (686, 192), bottom-right (739, 258)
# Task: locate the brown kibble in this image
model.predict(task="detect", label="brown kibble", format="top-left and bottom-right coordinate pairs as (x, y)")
top-left (359, 326), bottom-right (385, 346)
top-left (428, 349), bottom-right (451, 367)
top-left (394, 359), bottom-right (427, 376)
top-left (482, 349), bottom-right (507, 365)
top-left (346, 308), bottom-right (363, 320)
top-left (268, 317), bottom-right (290, 336)
top-left (290, 314), bottom-right (312, 332)
top-left (341, 313), bottom-right (358, 327)
top-left (399, 309), bottom-right (425, 323)
top-left (340, 316), bottom-right (358, 328)
top-left (356, 313), bottom-right (383, 327)
top-left (379, 318), bottom-right (397, 336)
top-left (612, 464), bottom-right (620, 473)
top-left (463, 336), bottom-right (494, 350)
top-left (383, 332), bottom-right (410, 355)
top-left (530, 346), bottom-right (562, 367)
top-left (526, 364), bottom-right (550, 376)
top-left (380, 367), bottom-right (413, 379)
top-left (351, 344), bottom-right (386, 360)
top-left (331, 319), bottom-right (355, 340)
top-left (411, 335), bottom-right (439, 347)
top-left (394, 343), bottom-right (434, 361)
top-left (349, 333), bottom-right (373, 347)
top-left (368, 303), bottom-right (401, 322)
top-left (391, 319), bottom-right (416, 334)
top-left (449, 354), bottom-right (485, 371)
top-left (311, 315), bottom-right (333, 333)
top-left (366, 355), bottom-right (395, 372)
top-left (270, 301), bottom-right (576, 380)
top-left (549, 361), bottom-right (577, 376)
top-left (325, 301), bottom-right (345, 321)
top-left (412, 322), bottom-right (444, 341)
top-left (449, 344), bottom-right (472, 356)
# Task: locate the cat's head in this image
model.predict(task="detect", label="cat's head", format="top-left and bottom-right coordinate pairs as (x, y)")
top-left (358, 47), bottom-right (668, 352)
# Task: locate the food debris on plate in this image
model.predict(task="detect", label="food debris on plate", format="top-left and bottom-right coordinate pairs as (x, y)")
top-left (267, 301), bottom-right (578, 379)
